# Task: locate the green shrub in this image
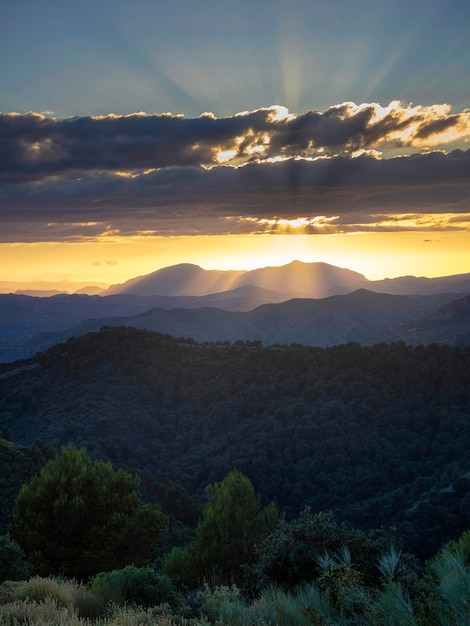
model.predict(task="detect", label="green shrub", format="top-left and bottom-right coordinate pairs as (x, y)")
top-left (89, 565), bottom-right (180, 609)
top-left (0, 534), bottom-right (29, 582)
top-left (196, 583), bottom-right (241, 621)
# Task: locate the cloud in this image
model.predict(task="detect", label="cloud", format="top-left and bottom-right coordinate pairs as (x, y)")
top-left (1, 102), bottom-right (469, 183)
top-left (0, 102), bottom-right (469, 242)
top-left (91, 258), bottom-right (118, 266)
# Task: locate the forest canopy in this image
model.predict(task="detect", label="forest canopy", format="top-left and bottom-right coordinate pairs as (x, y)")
top-left (1, 327), bottom-right (470, 558)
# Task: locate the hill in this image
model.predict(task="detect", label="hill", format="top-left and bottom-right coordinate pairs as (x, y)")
top-left (2, 289), bottom-right (461, 362)
top-left (0, 286), bottom-right (287, 362)
top-left (3, 260), bottom-right (470, 363)
top-left (383, 294), bottom-right (470, 347)
top-left (104, 263), bottom-right (245, 296)
top-left (0, 437), bottom-right (55, 534)
top-left (104, 261), bottom-right (369, 298)
top-left (2, 327), bottom-right (470, 558)
top-left (104, 260), bottom-right (470, 298)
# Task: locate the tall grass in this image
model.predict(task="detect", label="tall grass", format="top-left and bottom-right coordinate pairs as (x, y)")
top-left (3, 563), bottom-right (470, 626)
top-left (430, 545), bottom-right (470, 625)
top-left (0, 576), bottom-right (188, 625)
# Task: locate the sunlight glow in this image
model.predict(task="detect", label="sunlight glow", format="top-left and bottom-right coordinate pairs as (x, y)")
top-left (3, 230), bottom-right (470, 290)
top-left (266, 105), bottom-right (296, 123)
top-left (216, 148), bottom-right (238, 163)
top-left (243, 216), bottom-right (341, 234)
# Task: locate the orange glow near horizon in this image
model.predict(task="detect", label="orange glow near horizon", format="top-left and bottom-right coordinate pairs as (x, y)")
top-left (1, 231), bottom-right (470, 290)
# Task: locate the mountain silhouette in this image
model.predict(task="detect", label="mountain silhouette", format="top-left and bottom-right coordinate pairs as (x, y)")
top-left (17, 289), bottom-right (457, 353)
top-left (104, 263), bottom-right (245, 296)
top-left (105, 261), bottom-right (368, 298)
top-left (104, 260), bottom-right (470, 299)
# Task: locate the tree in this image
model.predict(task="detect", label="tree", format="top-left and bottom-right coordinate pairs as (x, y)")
top-left (10, 445), bottom-right (168, 580)
top-left (249, 508), bottom-right (392, 591)
top-left (0, 534), bottom-right (29, 582)
top-left (164, 470), bottom-right (277, 586)
top-left (1, 426), bottom-right (11, 441)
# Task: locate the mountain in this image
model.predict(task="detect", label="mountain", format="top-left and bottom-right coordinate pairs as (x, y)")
top-left (104, 261), bottom-right (368, 298)
top-left (3, 327), bottom-right (470, 557)
top-left (382, 293), bottom-right (470, 346)
top-left (104, 263), bottom-right (246, 296)
top-left (14, 289), bottom-right (68, 297)
top-left (3, 260), bottom-right (470, 363)
top-left (0, 286), bottom-right (288, 362)
top-left (13, 290), bottom-right (458, 358)
top-left (370, 272), bottom-right (470, 295)
top-left (0, 280), bottom-right (107, 296)
top-left (104, 260), bottom-right (470, 299)
top-left (239, 260), bottom-right (368, 297)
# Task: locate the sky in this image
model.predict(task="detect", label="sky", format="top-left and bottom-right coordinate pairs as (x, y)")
top-left (1, 0), bottom-right (470, 288)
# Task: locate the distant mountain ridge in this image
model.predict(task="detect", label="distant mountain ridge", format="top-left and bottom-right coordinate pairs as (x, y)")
top-left (2, 260), bottom-right (470, 362)
top-left (104, 261), bottom-right (368, 298)
top-left (6, 289), bottom-right (462, 360)
top-left (383, 293), bottom-right (470, 347)
top-left (104, 260), bottom-right (470, 298)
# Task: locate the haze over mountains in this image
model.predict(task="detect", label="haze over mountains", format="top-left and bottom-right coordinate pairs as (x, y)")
top-left (103, 260), bottom-right (470, 299)
top-left (1, 260), bottom-right (470, 362)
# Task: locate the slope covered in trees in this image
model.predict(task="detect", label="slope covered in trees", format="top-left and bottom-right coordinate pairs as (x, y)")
top-left (1, 327), bottom-right (470, 557)
top-left (0, 437), bottom-right (55, 535)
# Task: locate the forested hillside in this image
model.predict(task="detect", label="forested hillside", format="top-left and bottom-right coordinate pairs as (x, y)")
top-left (2, 327), bottom-right (470, 558)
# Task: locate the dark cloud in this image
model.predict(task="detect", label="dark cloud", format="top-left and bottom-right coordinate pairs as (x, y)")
top-left (0, 148), bottom-right (469, 242)
top-left (1, 102), bottom-right (468, 184)
top-left (0, 103), bottom-right (469, 242)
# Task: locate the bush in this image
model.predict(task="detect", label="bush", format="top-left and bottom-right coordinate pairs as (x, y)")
top-left (0, 534), bottom-right (29, 582)
top-left (89, 565), bottom-right (180, 609)
top-left (0, 595), bottom-right (83, 625)
top-left (4, 575), bottom-right (79, 607)
top-left (195, 583), bottom-right (241, 621)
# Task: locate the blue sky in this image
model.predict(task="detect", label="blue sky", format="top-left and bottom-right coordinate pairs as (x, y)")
top-left (2, 0), bottom-right (470, 117)
top-left (0, 0), bottom-right (470, 285)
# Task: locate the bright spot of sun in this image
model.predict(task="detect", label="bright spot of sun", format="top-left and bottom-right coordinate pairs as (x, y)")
top-left (216, 149), bottom-right (238, 163)
top-left (277, 217), bottom-right (311, 229)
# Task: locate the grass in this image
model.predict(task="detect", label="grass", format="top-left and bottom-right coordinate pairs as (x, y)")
top-left (2, 558), bottom-right (470, 626)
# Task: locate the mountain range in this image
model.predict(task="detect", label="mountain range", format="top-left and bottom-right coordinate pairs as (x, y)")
top-left (103, 260), bottom-right (470, 298)
top-left (1, 261), bottom-right (470, 362)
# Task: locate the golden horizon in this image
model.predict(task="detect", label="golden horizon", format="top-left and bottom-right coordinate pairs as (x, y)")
top-left (2, 231), bottom-right (470, 292)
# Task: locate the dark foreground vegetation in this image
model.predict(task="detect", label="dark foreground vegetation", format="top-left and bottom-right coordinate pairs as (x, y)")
top-left (2, 446), bottom-right (470, 624)
top-left (2, 327), bottom-right (470, 622)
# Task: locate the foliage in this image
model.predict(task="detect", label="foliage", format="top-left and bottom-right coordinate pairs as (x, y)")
top-left (9, 445), bottom-right (168, 579)
top-left (377, 546), bottom-right (406, 582)
top-left (249, 508), bottom-right (391, 591)
top-left (164, 471), bottom-right (278, 587)
top-left (195, 583), bottom-right (241, 622)
top-left (89, 566), bottom-right (180, 609)
top-left (2, 545), bottom-right (470, 625)
top-left (0, 439), bottom-right (37, 536)
top-left (427, 541), bottom-right (470, 624)
top-left (3, 328), bottom-right (470, 558)
top-left (0, 535), bottom-right (28, 583)
top-left (0, 575), bottom-right (81, 607)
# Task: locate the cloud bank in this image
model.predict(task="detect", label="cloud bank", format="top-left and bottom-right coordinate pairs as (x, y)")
top-left (1, 101), bottom-right (469, 242)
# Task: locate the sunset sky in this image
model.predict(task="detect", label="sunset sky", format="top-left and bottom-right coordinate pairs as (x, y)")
top-left (1, 0), bottom-right (470, 289)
